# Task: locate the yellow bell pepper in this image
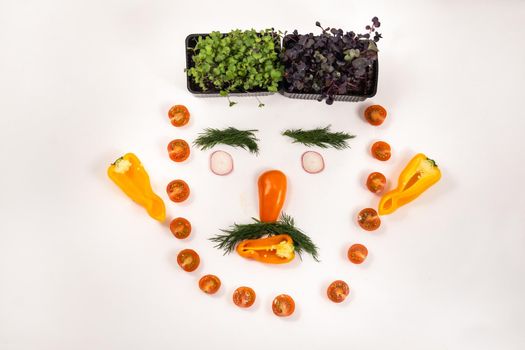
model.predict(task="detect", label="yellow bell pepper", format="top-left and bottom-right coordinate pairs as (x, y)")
top-left (378, 153), bottom-right (441, 215)
top-left (107, 153), bottom-right (166, 222)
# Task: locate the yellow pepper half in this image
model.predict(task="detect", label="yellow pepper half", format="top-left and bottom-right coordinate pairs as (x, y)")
top-left (107, 153), bottom-right (166, 222)
top-left (378, 153), bottom-right (441, 215)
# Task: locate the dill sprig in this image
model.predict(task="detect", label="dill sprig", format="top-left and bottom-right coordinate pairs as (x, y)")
top-left (193, 127), bottom-right (259, 154)
top-left (282, 125), bottom-right (355, 150)
top-left (210, 213), bottom-right (319, 261)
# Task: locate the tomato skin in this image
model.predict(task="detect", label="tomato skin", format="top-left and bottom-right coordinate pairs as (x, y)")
top-left (177, 249), bottom-right (200, 272)
top-left (168, 105), bottom-right (190, 127)
top-left (233, 287), bottom-right (256, 308)
top-left (166, 179), bottom-right (190, 202)
top-left (364, 105), bottom-right (387, 126)
top-left (357, 208), bottom-right (381, 231)
top-left (169, 217), bottom-right (191, 239)
top-left (371, 141), bottom-right (391, 161)
top-left (327, 280), bottom-right (350, 303)
top-left (272, 294), bottom-right (295, 317)
top-left (348, 244), bottom-right (368, 264)
top-left (167, 139), bottom-right (190, 162)
top-left (199, 275), bottom-right (221, 294)
top-left (366, 172), bottom-right (387, 194)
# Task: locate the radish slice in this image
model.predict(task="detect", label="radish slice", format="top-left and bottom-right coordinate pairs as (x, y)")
top-left (302, 151), bottom-right (325, 174)
top-left (210, 150), bottom-right (233, 176)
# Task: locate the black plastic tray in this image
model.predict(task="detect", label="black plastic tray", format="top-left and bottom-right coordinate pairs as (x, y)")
top-left (185, 33), bottom-right (281, 97)
top-left (279, 61), bottom-right (378, 102)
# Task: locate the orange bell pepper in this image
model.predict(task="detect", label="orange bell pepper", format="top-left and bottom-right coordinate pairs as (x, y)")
top-left (236, 234), bottom-right (295, 264)
top-left (378, 153), bottom-right (441, 215)
top-left (258, 170), bottom-right (287, 223)
top-left (107, 153), bottom-right (166, 222)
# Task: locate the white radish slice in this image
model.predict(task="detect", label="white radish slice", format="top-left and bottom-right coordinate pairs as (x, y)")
top-left (210, 150), bottom-right (234, 176)
top-left (301, 151), bottom-right (325, 174)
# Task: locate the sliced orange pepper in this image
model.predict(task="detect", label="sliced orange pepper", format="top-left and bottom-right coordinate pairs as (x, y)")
top-left (107, 153), bottom-right (166, 222)
top-left (236, 234), bottom-right (295, 264)
top-left (258, 170), bottom-right (287, 223)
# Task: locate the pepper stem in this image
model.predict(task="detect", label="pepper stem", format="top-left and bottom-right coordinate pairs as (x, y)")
top-left (426, 157), bottom-right (438, 167)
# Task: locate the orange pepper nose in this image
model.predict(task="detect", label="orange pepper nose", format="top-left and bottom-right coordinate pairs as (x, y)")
top-left (258, 170), bottom-right (287, 223)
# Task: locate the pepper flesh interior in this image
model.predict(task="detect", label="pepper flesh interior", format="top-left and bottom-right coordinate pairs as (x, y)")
top-left (244, 239), bottom-right (294, 259)
top-left (114, 158), bottom-right (132, 174)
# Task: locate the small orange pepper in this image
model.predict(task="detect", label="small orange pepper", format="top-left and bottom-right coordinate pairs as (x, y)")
top-left (107, 153), bottom-right (166, 222)
top-left (258, 170), bottom-right (287, 223)
top-left (236, 234), bottom-right (295, 264)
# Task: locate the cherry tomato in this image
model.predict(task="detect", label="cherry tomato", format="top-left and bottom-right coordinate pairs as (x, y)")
top-left (364, 105), bottom-right (387, 126)
top-left (371, 141), bottom-right (391, 161)
top-left (272, 294), bottom-right (295, 317)
top-left (348, 244), bottom-right (368, 264)
top-left (199, 275), bottom-right (221, 294)
top-left (366, 172), bottom-right (387, 194)
top-left (233, 286), bottom-right (256, 308)
top-left (327, 280), bottom-right (350, 303)
top-left (167, 139), bottom-right (190, 162)
top-left (357, 208), bottom-right (381, 231)
top-left (166, 179), bottom-right (190, 202)
top-left (168, 105), bottom-right (190, 127)
top-left (169, 217), bottom-right (191, 239)
top-left (177, 249), bottom-right (200, 272)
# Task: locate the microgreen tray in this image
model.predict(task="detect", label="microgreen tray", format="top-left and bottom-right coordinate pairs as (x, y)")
top-left (185, 33), bottom-right (282, 97)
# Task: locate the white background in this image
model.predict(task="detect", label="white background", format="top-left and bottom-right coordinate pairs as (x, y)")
top-left (1, 0), bottom-right (524, 349)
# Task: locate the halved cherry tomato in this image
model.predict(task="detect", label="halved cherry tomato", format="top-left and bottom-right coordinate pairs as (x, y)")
top-left (233, 286), bottom-right (256, 308)
top-left (364, 105), bottom-right (387, 126)
top-left (348, 244), bottom-right (368, 264)
top-left (177, 249), bottom-right (200, 272)
top-left (357, 208), bottom-right (381, 231)
top-left (168, 105), bottom-right (190, 127)
top-left (167, 139), bottom-right (190, 162)
top-left (327, 280), bottom-right (350, 303)
top-left (169, 217), bottom-right (191, 239)
top-left (272, 294), bottom-right (295, 317)
top-left (371, 141), bottom-right (391, 161)
top-left (199, 275), bottom-right (221, 294)
top-left (366, 172), bottom-right (387, 194)
top-left (166, 179), bottom-right (190, 202)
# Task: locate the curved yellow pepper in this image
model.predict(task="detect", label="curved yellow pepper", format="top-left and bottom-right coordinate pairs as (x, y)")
top-left (378, 153), bottom-right (441, 215)
top-left (107, 153), bottom-right (166, 222)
